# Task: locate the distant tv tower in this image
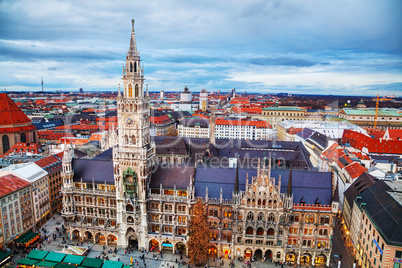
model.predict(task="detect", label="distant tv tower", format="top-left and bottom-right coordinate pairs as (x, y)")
top-left (41, 76), bottom-right (44, 92)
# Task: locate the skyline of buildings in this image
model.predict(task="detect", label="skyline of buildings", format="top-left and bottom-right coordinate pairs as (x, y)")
top-left (1, 1), bottom-right (401, 96)
top-left (0, 5), bottom-right (401, 267)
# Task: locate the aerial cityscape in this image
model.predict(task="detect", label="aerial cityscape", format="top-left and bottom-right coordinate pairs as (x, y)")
top-left (0, 1), bottom-right (401, 268)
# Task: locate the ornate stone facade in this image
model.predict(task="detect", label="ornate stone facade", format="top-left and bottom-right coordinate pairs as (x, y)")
top-left (61, 20), bottom-right (337, 266)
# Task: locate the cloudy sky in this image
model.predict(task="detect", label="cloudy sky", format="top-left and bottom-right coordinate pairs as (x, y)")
top-left (1, 0), bottom-right (401, 96)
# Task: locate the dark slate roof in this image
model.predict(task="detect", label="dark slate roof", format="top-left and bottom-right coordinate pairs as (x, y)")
top-left (74, 149), bottom-right (88, 158)
top-left (344, 172), bottom-right (376, 208)
top-left (150, 165), bottom-right (194, 189)
top-left (194, 166), bottom-right (333, 205)
top-left (180, 118), bottom-right (209, 128)
top-left (358, 180), bottom-right (402, 246)
top-left (155, 138), bottom-right (188, 155)
top-left (296, 128), bottom-right (315, 140)
top-left (72, 158), bottom-right (114, 184)
top-left (93, 147), bottom-right (113, 160)
top-left (306, 131), bottom-right (328, 150)
top-left (33, 120), bottom-right (64, 130)
top-left (152, 137), bottom-right (313, 169)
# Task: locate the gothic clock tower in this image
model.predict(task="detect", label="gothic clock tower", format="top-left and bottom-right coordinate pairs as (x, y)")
top-left (113, 19), bottom-right (155, 249)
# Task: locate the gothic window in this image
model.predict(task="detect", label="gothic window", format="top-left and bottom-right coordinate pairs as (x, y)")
top-left (305, 214), bottom-right (315, 223)
top-left (135, 84), bottom-right (139, 97)
top-left (2, 135), bottom-right (9, 154)
top-left (134, 62), bottom-right (137, 73)
top-left (125, 135), bottom-right (128, 144)
top-left (267, 228), bottom-right (275, 236)
top-left (130, 104), bottom-right (133, 112)
top-left (130, 63), bottom-right (133, 72)
top-left (129, 85), bottom-right (133, 98)
top-left (245, 227), bottom-right (253, 235)
top-left (268, 213), bottom-right (275, 222)
top-left (214, 209), bottom-right (218, 217)
top-left (257, 212), bottom-right (264, 221)
top-left (209, 208), bottom-right (214, 216)
top-left (262, 199), bottom-right (266, 206)
top-left (268, 200), bottom-right (272, 207)
top-left (257, 199), bottom-right (261, 206)
top-left (131, 136), bottom-right (136, 144)
top-left (273, 200), bottom-right (277, 208)
top-left (247, 198), bottom-right (250, 205)
top-left (21, 133), bottom-right (26, 143)
top-left (246, 212), bottom-right (254, 221)
top-left (256, 227), bottom-right (264, 236)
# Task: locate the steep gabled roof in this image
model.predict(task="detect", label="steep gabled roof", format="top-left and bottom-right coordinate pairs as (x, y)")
top-left (0, 94), bottom-right (32, 126)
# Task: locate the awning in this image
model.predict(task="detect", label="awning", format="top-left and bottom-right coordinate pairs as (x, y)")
top-left (81, 257), bottom-right (103, 268)
top-left (27, 250), bottom-right (49, 260)
top-left (0, 251), bottom-right (12, 266)
top-left (45, 252), bottom-right (66, 263)
top-left (15, 231), bottom-right (40, 245)
top-left (55, 263), bottom-right (78, 268)
top-left (102, 260), bottom-right (124, 268)
top-left (36, 261), bottom-right (58, 268)
top-left (63, 254), bottom-right (85, 265)
top-left (16, 259), bottom-right (39, 266)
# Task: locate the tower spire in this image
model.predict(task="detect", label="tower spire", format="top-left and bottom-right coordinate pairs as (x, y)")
top-left (129, 18), bottom-right (138, 56)
top-left (234, 159), bottom-right (239, 194)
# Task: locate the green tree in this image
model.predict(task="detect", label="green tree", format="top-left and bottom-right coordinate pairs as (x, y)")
top-left (188, 198), bottom-right (210, 267)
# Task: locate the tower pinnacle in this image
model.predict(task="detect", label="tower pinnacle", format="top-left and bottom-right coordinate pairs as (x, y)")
top-left (129, 19), bottom-right (138, 56)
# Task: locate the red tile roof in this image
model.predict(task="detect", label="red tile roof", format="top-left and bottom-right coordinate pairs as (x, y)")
top-left (150, 115), bottom-right (173, 124)
top-left (320, 143), bottom-right (342, 160)
top-left (286, 127), bottom-right (304, 135)
top-left (4, 142), bottom-right (42, 155)
top-left (343, 129), bottom-right (402, 154)
top-left (344, 162), bottom-right (366, 180)
top-left (0, 174), bottom-right (31, 197)
top-left (35, 154), bottom-right (62, 173)
top-left (384, 129), bottom-right (402, 141)
top-left (232, 106), bottom-right (262, 114)
top-left (229, 97), bottom-right (250, 105)
top-left (0, 94), bottom-right (32, 126)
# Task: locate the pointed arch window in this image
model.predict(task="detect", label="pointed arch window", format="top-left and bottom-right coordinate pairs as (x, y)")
top-left (128, 85), bottom-right (133, 98)
top-left (246, 212), bottom-right (254, 221)
top-left (135, 84), bottom-right (139, 97)
top-left (134, 62), bottom-right (137, 73)
top-left (130, 63), bottom-right (133, 72)
top-left (2, 135), bottom-right (10, 154)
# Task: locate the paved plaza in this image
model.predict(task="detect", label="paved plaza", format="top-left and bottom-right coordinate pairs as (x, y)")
top-left (8, 214), bottom-right (349, 268)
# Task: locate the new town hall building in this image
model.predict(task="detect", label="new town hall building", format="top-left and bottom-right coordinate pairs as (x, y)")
top-left (61, 20), bottom-right (338, 266)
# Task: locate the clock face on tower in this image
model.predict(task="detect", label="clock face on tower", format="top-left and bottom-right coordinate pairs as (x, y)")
top-left (126, 117), bottom-right (134, 126)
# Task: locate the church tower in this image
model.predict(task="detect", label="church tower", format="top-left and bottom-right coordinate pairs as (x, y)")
top-left (114, 19), bottom-right (155, 249)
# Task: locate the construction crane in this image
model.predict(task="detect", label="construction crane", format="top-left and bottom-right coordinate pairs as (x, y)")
top-left (373, 94), bottom-right (392, 128)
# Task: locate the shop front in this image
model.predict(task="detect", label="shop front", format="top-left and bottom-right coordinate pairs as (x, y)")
top-left (285, 252), bottom-right (296, 265)
top-left (208, 245), bottom-right (217, 257)
top-left (301, 253), bottom-right (312, 265)
top-left (315, 254), bottom-right (327, 266)
top-left (161, 240), bottom-right (173, 253)
top-left (149, 239), bottom-right (159, 252)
